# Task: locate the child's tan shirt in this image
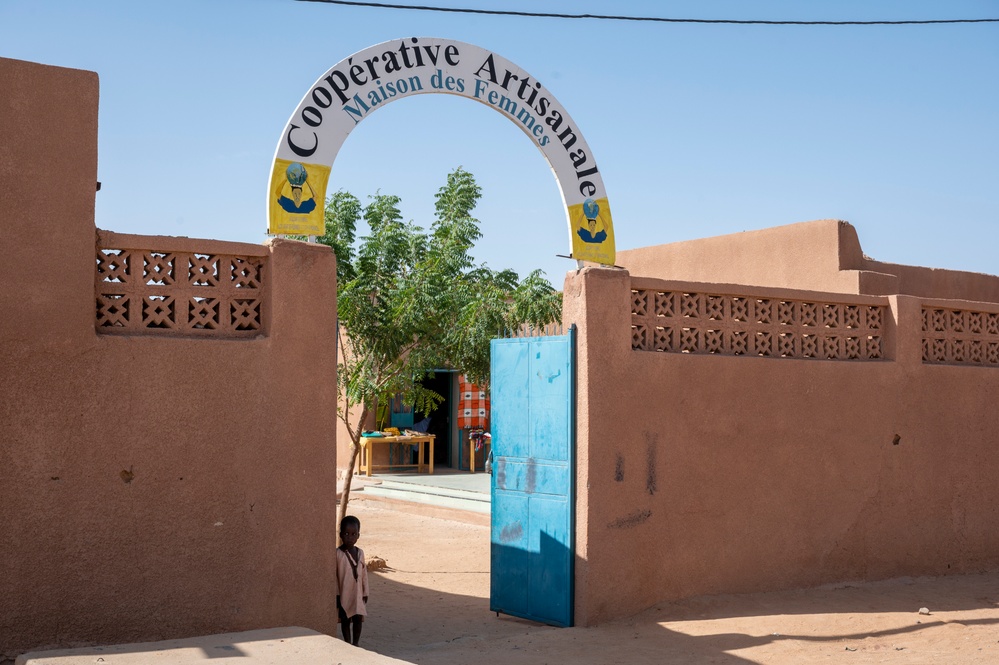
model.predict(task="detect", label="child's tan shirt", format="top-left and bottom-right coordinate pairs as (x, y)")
top-left (335, 546), bottom-right (369, 619)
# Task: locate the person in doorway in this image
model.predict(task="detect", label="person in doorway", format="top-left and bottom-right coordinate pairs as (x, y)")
top-left (335, 515), bottom-right (369, 646)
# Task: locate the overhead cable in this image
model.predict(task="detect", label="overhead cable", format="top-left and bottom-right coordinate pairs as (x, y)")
top-left (295, 0), bottom-right (999, 26)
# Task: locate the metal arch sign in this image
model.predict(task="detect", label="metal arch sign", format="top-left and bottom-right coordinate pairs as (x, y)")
top-left (267, 37), bottom-right (615, 266)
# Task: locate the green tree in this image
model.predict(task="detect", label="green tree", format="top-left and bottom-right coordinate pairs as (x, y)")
top-left (322, 168), bottom-right (562, 525)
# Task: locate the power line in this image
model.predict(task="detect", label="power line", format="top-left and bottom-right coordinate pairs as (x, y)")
top-left (295, 0), bottom-right (999, 26)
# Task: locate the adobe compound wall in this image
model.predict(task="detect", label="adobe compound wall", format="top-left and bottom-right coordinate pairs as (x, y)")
top-left (617, 218), bottom-right (999, 303)
top-left (0, 57), bottom-right (338, 659)
top-left (567, 223), bottom-right (999, 626)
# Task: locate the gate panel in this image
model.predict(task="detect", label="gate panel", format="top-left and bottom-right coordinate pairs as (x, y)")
top-left (490, 330), bottom-right (574, 627)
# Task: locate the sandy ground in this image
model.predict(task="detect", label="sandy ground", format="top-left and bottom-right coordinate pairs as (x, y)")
top-left (347, 494), bottom-right (999, 665)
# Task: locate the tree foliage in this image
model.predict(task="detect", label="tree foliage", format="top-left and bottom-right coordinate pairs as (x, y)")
top-left (321, 168), bottom-right (562, 522)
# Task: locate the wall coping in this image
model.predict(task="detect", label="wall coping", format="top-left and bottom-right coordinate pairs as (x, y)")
top-left (97, 229), bottom-right (268, 257)
top-left (630, 277), bottom-right (890, 307)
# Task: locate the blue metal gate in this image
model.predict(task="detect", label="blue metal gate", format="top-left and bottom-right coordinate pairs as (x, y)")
top-left (490, 327), bottom-right (575, 627)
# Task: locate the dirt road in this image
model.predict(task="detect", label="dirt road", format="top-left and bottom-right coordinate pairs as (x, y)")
top-left (348, 495), bottom-right (999, 664)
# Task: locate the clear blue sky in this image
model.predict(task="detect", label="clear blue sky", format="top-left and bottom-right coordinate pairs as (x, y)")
top-left (3, 0), bottom-right (997, 283)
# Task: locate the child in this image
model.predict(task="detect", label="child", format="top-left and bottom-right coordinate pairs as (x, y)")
top-left (335, 515), bottom-right (369, 646)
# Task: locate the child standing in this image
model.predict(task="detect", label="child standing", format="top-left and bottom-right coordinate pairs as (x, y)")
top-left (335, 515), bottom-right (369, 646)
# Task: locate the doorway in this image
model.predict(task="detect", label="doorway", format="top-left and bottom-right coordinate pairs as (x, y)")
top-left (414, 370), bottom-right (455, 468)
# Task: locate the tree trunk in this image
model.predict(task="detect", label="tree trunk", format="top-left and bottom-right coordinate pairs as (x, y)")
top-left (337, 437), bottom-right (362, 533)
top-left (337, 400), bottom-right (369, 540)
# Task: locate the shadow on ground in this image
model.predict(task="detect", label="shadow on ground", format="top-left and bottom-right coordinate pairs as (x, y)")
top-left (365, 569), bottom-right (999, 665)
top-left (352, 498), bottom-right (999, 665)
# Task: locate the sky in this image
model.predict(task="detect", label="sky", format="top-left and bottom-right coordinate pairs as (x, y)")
top-left (3, 0), bottom-right (998, 284)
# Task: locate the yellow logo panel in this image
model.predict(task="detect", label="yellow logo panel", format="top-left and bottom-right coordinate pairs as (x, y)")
top-left (268, 159), bottom-right (331, 236)
top-left (569, 197), bottom-right (615, 265)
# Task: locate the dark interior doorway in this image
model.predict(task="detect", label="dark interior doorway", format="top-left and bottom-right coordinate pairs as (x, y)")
top-left (414, 371), bottom-right (453, 467)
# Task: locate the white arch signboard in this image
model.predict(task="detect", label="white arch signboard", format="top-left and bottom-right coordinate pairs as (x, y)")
top-left (268, 37), bottom-right (615, 266)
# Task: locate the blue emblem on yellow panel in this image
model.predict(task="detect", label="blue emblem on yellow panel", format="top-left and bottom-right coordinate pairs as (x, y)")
top-left (576, 198), bottom-right (607, 244)
top-left (278, 162), bottom-right (318, 214)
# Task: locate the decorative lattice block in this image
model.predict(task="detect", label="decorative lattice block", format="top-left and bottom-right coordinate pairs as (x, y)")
top-left (631, 284), bottom-right (888, 363)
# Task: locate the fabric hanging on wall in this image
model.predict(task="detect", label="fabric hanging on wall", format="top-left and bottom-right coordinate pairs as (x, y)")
top-left (457, 375), bottom-right (489, 429)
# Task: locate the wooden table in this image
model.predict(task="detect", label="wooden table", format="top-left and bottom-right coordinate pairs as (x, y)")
top-left (360, 434), bottom-right (435, 476)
